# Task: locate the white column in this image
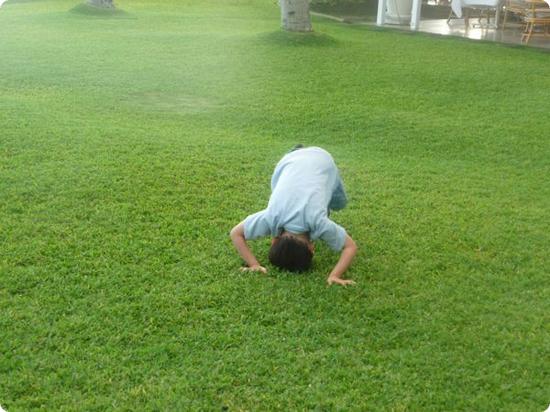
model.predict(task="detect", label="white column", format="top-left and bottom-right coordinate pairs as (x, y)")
top-left (410, 0), bottom-right (422, 30)
top-left (377, 0), bottom-right (387, 25)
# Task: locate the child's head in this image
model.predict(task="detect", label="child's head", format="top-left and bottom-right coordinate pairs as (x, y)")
top-left (268, 233), bottom-right (313, 272)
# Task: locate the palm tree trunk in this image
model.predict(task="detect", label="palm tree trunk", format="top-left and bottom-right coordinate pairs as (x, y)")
top-left (87, 0), bottom-right (115, 8)
top-left (280, 0), bottom-right (312, 32)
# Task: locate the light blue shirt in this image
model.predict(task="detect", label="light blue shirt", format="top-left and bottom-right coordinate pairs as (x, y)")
top-left (243, 147), bottom-right (348, 251)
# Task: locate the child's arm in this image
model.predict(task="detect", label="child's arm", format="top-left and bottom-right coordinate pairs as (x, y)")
top-left (230, 221), bottom-right (267, 273)
top-left (327, 234), bottom-right (357, 286)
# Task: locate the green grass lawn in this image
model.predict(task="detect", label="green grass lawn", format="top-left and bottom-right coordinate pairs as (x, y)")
top-left (1, 0), bottom-right (549, 410)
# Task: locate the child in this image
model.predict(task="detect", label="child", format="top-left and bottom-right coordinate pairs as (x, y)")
top-left (230, 146), bottom-right (357, 286)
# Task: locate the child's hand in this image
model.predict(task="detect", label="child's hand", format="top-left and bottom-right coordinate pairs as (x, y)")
top-left (327, 276), bottom-right (356, 286)
top-left (241, 265), bottom-right (267, 274)
top-left (327, 235), bottom-right (357, 286)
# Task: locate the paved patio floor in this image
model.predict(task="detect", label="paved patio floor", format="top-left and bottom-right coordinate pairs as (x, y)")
top-left (415, 17), bottom-right (550, 49)
top-left (313, 7), bottom-right (550, 50)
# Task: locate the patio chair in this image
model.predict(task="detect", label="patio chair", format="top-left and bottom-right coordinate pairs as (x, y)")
top-left (502, 0), bottom-right (529, 27)
top-left (448, 0), bottom-right (503, 27)
top-left (503, 0), bottom-right (550, 42)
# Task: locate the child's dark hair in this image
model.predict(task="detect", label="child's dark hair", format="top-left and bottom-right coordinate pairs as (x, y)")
top-left (269, 236), bottom-right (313, 272)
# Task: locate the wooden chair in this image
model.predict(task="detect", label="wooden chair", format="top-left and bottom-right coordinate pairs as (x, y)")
top-left (503, 0), bottom-right (550, 42)
top-left (522, 0), bottom-right (550, 42)
top-left (503, 0), bottom-right (529, 27)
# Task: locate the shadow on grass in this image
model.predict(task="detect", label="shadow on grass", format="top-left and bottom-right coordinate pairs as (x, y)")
top-left (69, 3), bottom-right (132, 19)
top-left (257, 30), bottom-right (338, 48)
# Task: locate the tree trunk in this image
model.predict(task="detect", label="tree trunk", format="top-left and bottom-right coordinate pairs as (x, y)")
top-left (280, 0), bottom-right (312, 32)
top-left (87, 0), bottom-right (115, 8)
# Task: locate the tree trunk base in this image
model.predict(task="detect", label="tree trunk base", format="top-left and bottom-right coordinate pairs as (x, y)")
top-left (87, 0), bottom-right (115, 8)
top-left (280, 0), bottom-right (312, 32)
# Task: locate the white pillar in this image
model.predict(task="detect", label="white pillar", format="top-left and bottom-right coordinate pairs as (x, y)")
top-left (377, 0), bottom-right (387, 25)
top-left (410, 0), bottom-right (422, 30)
